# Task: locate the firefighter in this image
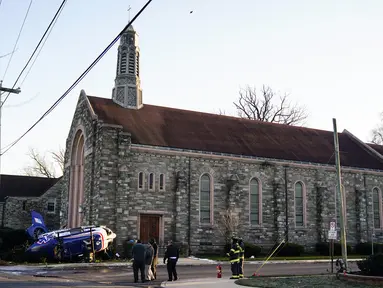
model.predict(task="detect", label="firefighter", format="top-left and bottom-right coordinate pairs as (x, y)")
top-left (238, 238), bottom-right (245, 278)
top-left (227, 237), bottom-right (240, 279)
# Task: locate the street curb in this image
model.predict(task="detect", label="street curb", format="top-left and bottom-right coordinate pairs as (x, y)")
top-left (241, 259), bottom-right (363, 265)
top-left (0, 258), bottom-right (363, 271)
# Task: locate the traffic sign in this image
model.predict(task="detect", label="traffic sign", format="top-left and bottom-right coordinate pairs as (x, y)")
top-left (330, 221), bottom-right (336, 231)
top-left (328, 230), bottom-right (337, 240)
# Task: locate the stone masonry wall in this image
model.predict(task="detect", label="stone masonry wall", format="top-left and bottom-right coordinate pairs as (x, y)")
top-left (63, 93), bottom-right (383, 254)
top-left (2, 179), bottom-right (63, 230)
top-left (109, 146), bottom-right (383, 255)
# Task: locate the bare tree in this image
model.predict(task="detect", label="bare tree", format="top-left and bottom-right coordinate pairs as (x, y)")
top-left (371, 112), bottom-right (383, 145)
top-left (24, 147), bottom-right (65, 178)
top-left (215, 177), bottom-right (241, 244)
top-left (233, 85), bottom-right (308, 125)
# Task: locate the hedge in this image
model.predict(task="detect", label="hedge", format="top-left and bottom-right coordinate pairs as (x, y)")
top-left (224, 242), bottom-right (262, 258)
top-left (354, 242), bottom-right (383, 256)
top-left (273, 242), bottom-right (304, 257)
top-left (0, 228), bottom-right (29, 251)
top-left (357, 253), bottom-right (383, 276)
top-left (315, 242), bottom-right (352, 256)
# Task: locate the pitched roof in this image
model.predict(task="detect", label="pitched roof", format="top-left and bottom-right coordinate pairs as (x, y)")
top-left (368, 143), bottom-right (383, 156)
top-left (0, 175), bottom-right (60, 201)
top-left (87, 96), bottom-right (383, 171)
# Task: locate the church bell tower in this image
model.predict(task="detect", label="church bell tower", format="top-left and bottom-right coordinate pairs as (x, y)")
top-left (112, 25), bottom-right (143, 109)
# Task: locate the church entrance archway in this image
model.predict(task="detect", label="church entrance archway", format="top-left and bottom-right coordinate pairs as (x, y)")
top-left (68, 130), bottom-right (85, 228)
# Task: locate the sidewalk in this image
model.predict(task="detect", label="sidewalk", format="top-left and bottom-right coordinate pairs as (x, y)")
top-left (160, 277), bottom-right (241, 288)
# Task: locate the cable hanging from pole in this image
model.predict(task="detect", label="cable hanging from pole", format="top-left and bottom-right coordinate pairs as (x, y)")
top-left (2, 0), bottom-right (33, 82)
top-left (1, 0), bottom-right (68, 108)
top-left (1, 0), bottom-right (153, 156)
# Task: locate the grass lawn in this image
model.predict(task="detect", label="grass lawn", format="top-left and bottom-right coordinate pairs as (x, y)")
top-left (202, 255), bottom-right (367, 261)
top-left (236, 275), bottom-right (375, 287)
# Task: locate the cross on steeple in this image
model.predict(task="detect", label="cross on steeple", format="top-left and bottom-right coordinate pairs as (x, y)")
top-left (128, 5), bottom-right (131, 22)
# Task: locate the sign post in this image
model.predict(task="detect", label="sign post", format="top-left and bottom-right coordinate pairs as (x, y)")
top-left (328, 221), bottom-right (337, 273)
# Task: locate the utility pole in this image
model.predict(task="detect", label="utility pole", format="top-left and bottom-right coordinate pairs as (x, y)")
top-left (0, 81), bottom-right (21, 179)
top-left (333, 118), bottom-right (348, 271)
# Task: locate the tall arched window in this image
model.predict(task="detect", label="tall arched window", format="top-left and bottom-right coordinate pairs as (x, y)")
top-left (250, 178), bottom-right (261, 225)
top-left (68, 130), bottom-right (85, 228)
top-left (373, 187), bottom-right (382, 229)
top-left (138, 172), bottom-right (144, 189)
top-left (200, 174), bottom-right (211, 224)
top-left (159, 174), bottom-right (165, 191)
top-left (149, 173), bottom-right (154, 190)
top-left (295, 181), bottom-right (305, 227)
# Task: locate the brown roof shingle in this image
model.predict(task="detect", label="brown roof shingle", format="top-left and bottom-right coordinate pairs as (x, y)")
top-left (88, 96), bottom-right (383, 170)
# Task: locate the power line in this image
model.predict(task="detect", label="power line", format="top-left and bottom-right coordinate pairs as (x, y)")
top-left (4, 92), bottom-right (39, 108)
top-left (1, 0), bottom-right (67, 108)
top-left (20, 0), bottom-right (67, 88)
top-left (1, 0), bottom-right (154, 156)
top-left (2, 0), bottom-right (33, 81)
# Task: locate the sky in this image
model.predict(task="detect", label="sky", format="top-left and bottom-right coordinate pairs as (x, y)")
top-left (0, 0), bottom-right (382, 176)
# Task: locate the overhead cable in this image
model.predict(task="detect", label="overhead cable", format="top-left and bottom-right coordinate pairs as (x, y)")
top-left (1, 0), bottom-right (67, 107)
top-left (1, 0), bottom-right (153, 155)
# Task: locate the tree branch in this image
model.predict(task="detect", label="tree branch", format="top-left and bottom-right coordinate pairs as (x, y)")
top-left (371, 112), bottom-right (383, 145)
top-left (24, 147), bottom-right (65, 178)
top-left (233, 85), bottom-right (308, 126)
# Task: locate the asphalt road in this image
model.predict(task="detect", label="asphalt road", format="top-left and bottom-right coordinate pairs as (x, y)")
top-left (0, 261), bottom-right (359, 287)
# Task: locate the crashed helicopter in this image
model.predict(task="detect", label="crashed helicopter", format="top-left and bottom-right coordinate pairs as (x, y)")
top-left (25, 211), bottom-right (116, 262)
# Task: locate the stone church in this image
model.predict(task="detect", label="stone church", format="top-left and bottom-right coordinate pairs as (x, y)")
top-left (62, 25), bottom-right (383, 254)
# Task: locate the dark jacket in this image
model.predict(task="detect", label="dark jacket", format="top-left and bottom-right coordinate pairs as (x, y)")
top-left (132, 242), bottom-right (146, 262)
top-left (227, 243), bottom-right (240, 263)
top-left (145, 244), bottom-right (154, 265)
top-left (152, 242), bottom-right (158, 258)
top-left (163, 244), bottom-right (179, 262)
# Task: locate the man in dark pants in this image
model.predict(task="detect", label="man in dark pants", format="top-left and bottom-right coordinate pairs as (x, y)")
top-left (132, 240), bottom-right (146, 283)
top-left (163, 240), bottom-right (180, 281)
top-left (227, 237), bottom-right (240, 279)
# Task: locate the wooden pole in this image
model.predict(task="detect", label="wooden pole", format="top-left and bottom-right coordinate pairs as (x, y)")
top-left (332, 118), bottom-right (348, 271)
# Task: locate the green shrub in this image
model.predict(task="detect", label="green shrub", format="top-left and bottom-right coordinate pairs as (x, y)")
top-left (357, 253), bottom-right (383, 276)
top-left (175, 242), bottom-right (189, 257)
top-left (244, 243), bottom-right (261, 258)
top-left (0, 228), bottom-right (29, 252)
top-left (223, 242), bottom-right (261, 258)
top-left (315, 242), bottom-right (352, 256)
top-left (354, 242), bottom-right (383, 256)
top-left (273, 242), bottom-right (304, 257)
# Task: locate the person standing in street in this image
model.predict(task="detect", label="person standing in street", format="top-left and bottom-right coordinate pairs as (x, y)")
top-left (149, 238), bottom-right (158, 279)
top-left (163, 240), bottom-right (179, 281)
top-left (145, 242), bottom-right (154, 281)
top-left (227, 237), bottom-right (240, 279)
top-left (131, 240), bottom-right (146, 283)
